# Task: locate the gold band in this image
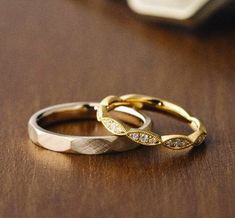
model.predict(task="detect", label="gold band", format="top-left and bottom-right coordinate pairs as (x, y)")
top-left (97, 94), bottom-right (207, 150)
top-left (28, 102), bottom-right (152, 154)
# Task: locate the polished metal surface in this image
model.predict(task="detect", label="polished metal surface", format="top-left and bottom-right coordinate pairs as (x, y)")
top-left (97, 94), bottom-right (207, 150)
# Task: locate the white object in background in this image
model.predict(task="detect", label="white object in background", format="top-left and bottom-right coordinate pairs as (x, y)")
top-left (127, 0), bottom-right (211, 20)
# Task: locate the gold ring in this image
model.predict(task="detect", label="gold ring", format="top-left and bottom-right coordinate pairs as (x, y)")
top-left (28, 102), bottom-right (152, 154)
top-left (97, 94), bottom-right (207, 150)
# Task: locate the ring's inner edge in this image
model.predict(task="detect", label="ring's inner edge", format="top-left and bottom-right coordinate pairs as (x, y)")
top-left (37, 105), bottom-right (144, 128)
top-left (107, 102), bottom-right (199, 135)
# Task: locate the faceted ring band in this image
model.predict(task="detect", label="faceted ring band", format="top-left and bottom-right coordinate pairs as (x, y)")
top-left (28, 102), bottom-right (152, 154)
top-left (97, 94), bottom-right (207, 150)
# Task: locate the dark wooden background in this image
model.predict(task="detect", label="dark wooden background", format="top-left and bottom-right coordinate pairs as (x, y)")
top-left (0, 0), bottom-right (235, 217)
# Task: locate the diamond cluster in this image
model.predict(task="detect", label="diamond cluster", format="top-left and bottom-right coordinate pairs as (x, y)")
top-left (127, 131), bottom-right (160, 145)
top-left (195, 134), bottom-right (206, 146)
top-left (102, 119), bottom-right (125, 135)
top-left (163, 138), bottom-right (191, 149)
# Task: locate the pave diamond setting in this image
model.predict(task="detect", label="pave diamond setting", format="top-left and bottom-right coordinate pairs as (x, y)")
top-left (102, 118), bottom-right (126, 135)
top-left (163, 138), bottom-right (192, 150)
top-left (127, 131), bottom-right (161, 145)
top-left (195, 134), bottom-right (207, 145)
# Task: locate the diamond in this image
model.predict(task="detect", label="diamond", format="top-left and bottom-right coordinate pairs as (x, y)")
top-left (148, 137), bottom-right (156, 144)
top-left (164, 138), bottom-right (191, 149)
top-left (132, 133), bottom-right (139, 141)
top-left (103, 119), bottom-right (112, 128)
top-left (195, 134), bottom-right (206, 145)
top-left (140, 134), bottom-right (149, 143)
top-left (175, 138), bottom-right (185, 147)
top-left (102, 119), bottom-right (125, 134)
top-left (110, 123), bottom-right (117, 131)
top-left (110, 123), bottom-right (122, 134)
top-left (127, 131), bottom-right (161, 145)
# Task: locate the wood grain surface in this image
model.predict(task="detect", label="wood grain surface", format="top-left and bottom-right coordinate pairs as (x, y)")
top-left (0, 0), bottom-right (235, 218)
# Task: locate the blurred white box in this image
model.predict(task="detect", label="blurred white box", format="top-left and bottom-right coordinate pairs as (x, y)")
top-left (127, 0), bottom-right (232, 25)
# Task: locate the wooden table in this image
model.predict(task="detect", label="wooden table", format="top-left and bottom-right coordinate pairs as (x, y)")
top-left (0, 1), bottom-right (235, 217)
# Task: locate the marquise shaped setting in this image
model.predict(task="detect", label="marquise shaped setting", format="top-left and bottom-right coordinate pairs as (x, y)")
top-left (127, 131), bottom-right (161, 145)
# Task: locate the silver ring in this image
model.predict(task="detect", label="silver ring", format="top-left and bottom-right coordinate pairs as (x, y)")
top-left (28, 102), bottom-right (152, 154)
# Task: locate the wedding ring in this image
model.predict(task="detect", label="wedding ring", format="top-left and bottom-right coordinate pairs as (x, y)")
top-left (28, 102), bottom-right (151, 154)
top-left (97, 94), bottom-right (207, 150)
